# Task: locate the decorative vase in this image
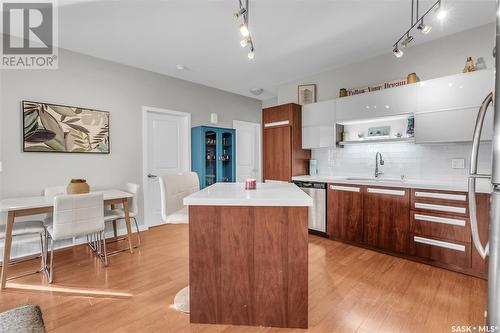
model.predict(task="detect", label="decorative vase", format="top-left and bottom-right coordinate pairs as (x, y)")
top-left (339, 88), bottom-right (347, 98)
top-left (407, 73), bottom-right (417, 84)
top-left (67, 179), bottom-right (90, 194)
top-left (463, 57), bottom-right (476, 73)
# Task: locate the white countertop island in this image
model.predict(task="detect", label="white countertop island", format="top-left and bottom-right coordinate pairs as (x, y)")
top-left (183, 182), bottom-right (313, 207)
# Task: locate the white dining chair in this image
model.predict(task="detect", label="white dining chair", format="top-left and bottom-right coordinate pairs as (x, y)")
top-left (159, 172), bottom-right (199, 224)
top-left (42, 186), bottom-right (66, 226)
top-left (45, 193), bottom-right (106, 283)
top-left (0, 221), bottom-right (47, 281)
top-left (104, 183), bottom-right (141, 254)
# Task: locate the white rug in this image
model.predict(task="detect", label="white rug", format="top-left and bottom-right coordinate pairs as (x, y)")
top-left (173, 286), bottom-right (190, 314)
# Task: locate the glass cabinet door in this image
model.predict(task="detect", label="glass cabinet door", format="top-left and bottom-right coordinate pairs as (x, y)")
top-left (218, 131), bottom-right (234, 183)
top-left (204, 130), bottom-right (217, 187)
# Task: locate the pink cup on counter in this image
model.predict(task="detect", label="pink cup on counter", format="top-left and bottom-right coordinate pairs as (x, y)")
top-left (245, 179), bottom-right (256, 190)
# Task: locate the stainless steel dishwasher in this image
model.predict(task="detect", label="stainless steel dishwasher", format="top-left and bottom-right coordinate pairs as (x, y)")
top-left (293, 181), bottom-right (327, 237)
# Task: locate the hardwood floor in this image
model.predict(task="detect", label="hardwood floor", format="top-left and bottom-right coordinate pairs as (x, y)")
top-left (0, 224), bottom-right (487, 332)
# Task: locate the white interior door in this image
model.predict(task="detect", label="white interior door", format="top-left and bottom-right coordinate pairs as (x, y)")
top-left (233, 120), bottom-right (261, 182)
top-left (143, 107), bottom-right (190, 227)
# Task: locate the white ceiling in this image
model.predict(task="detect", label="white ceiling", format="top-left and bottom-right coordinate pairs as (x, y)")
top-left (55, 0), bottom-right (496, 100)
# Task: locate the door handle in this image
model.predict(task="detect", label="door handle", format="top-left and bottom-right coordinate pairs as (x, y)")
top-left (147, 173), bottom-right (158, 179)
top-left (469, 92), bottom-right (493, 259)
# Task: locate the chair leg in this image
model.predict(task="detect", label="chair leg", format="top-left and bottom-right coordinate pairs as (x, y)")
top-left (132, 217), bottom-right (141, 247)
top-left (102, 231), bottom-right (108, 267)
top-left (37, 232), bottom-right (46, 273)
top-left (97, 232), bottom-right (101, 255)
top-left (48, 237), bottom-right (55, 284)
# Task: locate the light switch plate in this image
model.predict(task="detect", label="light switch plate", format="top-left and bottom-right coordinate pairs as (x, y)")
top-left (451, 158), bottom-right (465, 169)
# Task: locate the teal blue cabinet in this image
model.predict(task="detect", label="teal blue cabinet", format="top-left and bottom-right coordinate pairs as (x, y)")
top-left (191, 126), bottom-right (236, 189)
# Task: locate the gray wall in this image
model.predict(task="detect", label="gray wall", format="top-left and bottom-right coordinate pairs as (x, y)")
top-left (0, 47), bottom-right (261, 200)
top-left (275, 24), bottom-right (495, 105)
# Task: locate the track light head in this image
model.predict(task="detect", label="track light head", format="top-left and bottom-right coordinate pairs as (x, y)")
top-left (401, 34), bottom-right (414, 48)
top-left (436, 1), bottom-right (447, 20)
top-left (239, 24), bottom-right (250, 37)
top-left (417, 22), bottom-right (432, 34)
top-left (393, 46), bottom-right (403, 58)
top-left (233, 8), bottom-right (246, 21)
top-left (240, 37), bottom-right (251, 48)
top-left (437, 9), bottom-right (447, 20)
top-left (248, 47), bottom-right (255, 60)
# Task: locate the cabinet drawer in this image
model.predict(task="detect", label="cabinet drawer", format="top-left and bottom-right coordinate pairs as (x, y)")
top-left (411, 189), bottom-right (468, 215)
top-left (412, 202), bottom-right (468, 216)
top-left (410, 235), bottom-right (471, 268)
top-left (411, 211), bottom-right (470, 243)
top-left (413, 190), bottom-right (467, 202)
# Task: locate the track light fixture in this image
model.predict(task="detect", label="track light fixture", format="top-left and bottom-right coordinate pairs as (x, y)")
top-left (401, 34), bottom-right (414, 47)
top-left (392, 0), bottom-right (444, 58)
top-left (248, 47), bottom-right (255, 59)
top-left (240, 37), bottom-right (251, 48)
top-left (239, 24), bottom-right (250, 37)
top-left (234, 0), bottom-right (255, 60)
top-left (233, 8), bottom-right (246, 21)
top-left (393, 46), bottom-right (403, 58)
top-left (417, 20), bottom-right (432, 34)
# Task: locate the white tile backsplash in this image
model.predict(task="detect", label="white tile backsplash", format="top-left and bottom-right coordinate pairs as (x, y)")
top-left (312, 142), bottom-right (492, 182)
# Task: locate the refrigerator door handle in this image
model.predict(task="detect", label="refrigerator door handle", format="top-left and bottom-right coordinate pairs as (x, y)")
top-left (469, 92), bottom-right (494, 259)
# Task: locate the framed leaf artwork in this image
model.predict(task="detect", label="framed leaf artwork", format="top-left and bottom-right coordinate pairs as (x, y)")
top-left (23, 101), bottom-right (110, 154)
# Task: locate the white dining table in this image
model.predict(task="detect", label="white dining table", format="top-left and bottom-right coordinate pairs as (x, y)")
top-left (0, 189), bottom-right (134, 290)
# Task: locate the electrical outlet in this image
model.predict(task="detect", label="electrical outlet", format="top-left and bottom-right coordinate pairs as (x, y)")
top-left (451, 158), bottom-right (465, 169)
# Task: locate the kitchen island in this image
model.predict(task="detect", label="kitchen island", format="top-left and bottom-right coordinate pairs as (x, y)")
top-left (183, 182), bottom-right (313, 329)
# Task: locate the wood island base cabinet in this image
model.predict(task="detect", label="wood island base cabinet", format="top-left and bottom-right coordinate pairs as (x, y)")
top-left (189, 205), bottom-right (309, 329)
top-left (327, 184), bottom-right (490, 279)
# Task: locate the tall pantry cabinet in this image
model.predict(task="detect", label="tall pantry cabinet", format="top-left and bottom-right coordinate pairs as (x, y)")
top-left (262, 103), bottom-right (311, 182)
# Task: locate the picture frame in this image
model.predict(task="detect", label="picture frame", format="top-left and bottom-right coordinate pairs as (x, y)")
top-left (22, 100), bottom-right (110, 154)
top-left (297, 84), bottom-right (316, 105)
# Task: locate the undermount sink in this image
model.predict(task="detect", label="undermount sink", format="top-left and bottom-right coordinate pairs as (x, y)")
top-left (344, 177), bottom-right (405, 183)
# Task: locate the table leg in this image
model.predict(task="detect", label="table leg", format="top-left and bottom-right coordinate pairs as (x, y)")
top-left (122, 199), bottom-right (134, 254)
top-left (1, 211), bottom-right (15, 289)
top-left (111, 204), bottom-right (117, 239)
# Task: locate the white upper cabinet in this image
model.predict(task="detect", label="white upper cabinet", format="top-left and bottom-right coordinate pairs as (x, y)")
top-left (335, 84), bottom-right (417, 122)
top-left (302, 99), bottom-right (336, 149)
top-left (414, 69), bottom-right (494, 143)
top-left (415, 69), bottom-right (494, 113)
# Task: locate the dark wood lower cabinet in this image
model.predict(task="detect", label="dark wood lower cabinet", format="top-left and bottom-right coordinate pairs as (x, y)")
top-left (326, 183), bottom-right (489, 279)
top-left (363, 187), bottom-right (410, 254)
top-left (327, 184), bottom-right (364, 242)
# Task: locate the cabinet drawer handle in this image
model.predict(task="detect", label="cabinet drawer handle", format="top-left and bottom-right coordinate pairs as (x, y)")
top-left (330, 185), bottom-right (360, 192)
top-left (414, 236), bottom-right (466, 252)
top-left (367, 188), bottom-right (406, 196)
top-left (415, 191), bottom-right (466, 202)
top-left (414, 203), bottom-right (466, 214)
top-left (264, 120), bottom-right (289, 128)
top-left (414, 214), bottom-right (466, 227)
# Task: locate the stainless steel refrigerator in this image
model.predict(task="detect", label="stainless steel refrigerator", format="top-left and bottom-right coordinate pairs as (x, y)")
top-left (469, 1), bottom-right (500, 326)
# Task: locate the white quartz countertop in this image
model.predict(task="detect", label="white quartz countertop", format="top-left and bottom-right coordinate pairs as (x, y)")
top-left (292, 175), bottom-right (492, 194)
top-left (183, 182), bottom-right (313, 207)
